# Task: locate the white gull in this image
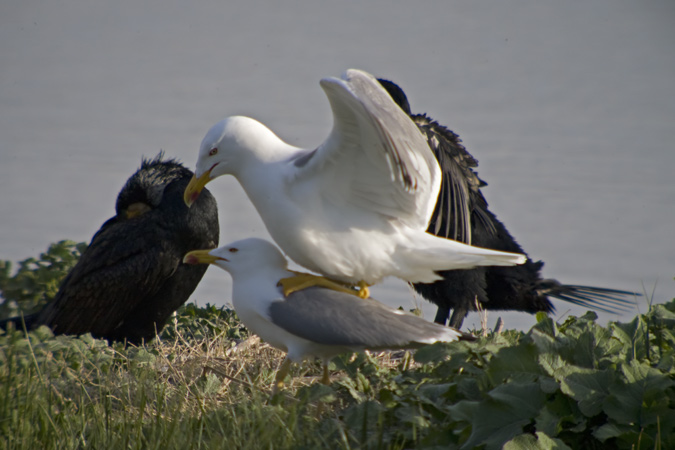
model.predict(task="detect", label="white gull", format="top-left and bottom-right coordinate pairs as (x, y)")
top-left (184, 69), bottom-right (525, 297)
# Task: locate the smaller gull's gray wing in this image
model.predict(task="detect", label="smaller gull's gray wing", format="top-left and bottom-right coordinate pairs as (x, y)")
top-left (268, 287), bottom-right (473, 350)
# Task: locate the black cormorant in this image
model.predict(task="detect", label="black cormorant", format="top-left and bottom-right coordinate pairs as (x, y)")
top-left (378, 78), bottom-right (637, 329)
top-left (1, 154), bottom-right (219, 343)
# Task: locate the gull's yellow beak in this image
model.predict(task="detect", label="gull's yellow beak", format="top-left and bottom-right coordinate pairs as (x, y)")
top-left (183, 249), bottom-right (220, 265)
top-left (184, 169), bottom-right (213, 207)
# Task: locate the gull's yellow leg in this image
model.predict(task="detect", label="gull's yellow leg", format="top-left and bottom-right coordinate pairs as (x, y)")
top-left (321, 363), bottom-right (331, 385)
top-left (278, 271), bottom-right (370, 298)
top-left (273, 357), bottom-right (293, 394)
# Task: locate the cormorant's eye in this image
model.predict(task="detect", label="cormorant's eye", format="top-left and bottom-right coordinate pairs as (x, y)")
top-left (228, 247), bottom-right (238, 253)
top-left (209, 148), bottom-right (218, 156)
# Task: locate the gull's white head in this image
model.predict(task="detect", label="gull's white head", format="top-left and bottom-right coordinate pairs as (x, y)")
top-left (198, 116), bottom-right (291, 177)
top-left (183, 237), bottom-right (288, 276)
top-left (184, 116), bottom-right (283, 207)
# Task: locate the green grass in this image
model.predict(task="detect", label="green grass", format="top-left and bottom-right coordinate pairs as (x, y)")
top-left (0, 309), bottom-right (339, 449)
top-left (2, 300), bottom-right (674, 449)
top-left (1, 243), bottom-right (674, 449)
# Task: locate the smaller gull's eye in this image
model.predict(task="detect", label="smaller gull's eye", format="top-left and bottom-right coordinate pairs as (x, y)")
top-left (228, 247), bottom-right (238, 253)
top-left (209, 148), bottom-right (218, 156)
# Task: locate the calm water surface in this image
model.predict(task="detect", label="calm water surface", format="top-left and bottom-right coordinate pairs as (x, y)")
top-left (1, 0), bottom-right (673, 330)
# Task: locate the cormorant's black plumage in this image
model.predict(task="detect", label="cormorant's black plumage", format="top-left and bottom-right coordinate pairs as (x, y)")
top-left (378, 78), bottom-right (637, 329)
top-left (2, 154), bottom-right (219, 343)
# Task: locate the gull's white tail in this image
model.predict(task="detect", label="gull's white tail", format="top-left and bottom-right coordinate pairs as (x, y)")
top-left (398, 232), bottom-right (526, 283)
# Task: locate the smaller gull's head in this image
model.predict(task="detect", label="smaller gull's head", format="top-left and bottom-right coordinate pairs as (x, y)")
top-left (183, 237), bottom-right (288, 276)
top-left (184, 116), bottom-right (277, 207)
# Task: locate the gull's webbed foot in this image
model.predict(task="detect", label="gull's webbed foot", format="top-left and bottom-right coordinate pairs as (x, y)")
top-left (357, 280), bottom-right (370, 299)
top-left (278, 272), bottom-right (370, 299)
top-left (273, 358), bottom-right (293, 394)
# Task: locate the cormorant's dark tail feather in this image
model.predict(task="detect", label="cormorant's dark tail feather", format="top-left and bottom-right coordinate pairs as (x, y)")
top-left (536, 281), bottom-right (638, 314)
top-left (0, 312), bottom-right (40, 332)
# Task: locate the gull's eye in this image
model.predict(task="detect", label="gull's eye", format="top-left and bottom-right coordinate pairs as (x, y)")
top-left (209, 148), bottom-right (218, 156)
top-left (228, 247), bottom-right (238, 253)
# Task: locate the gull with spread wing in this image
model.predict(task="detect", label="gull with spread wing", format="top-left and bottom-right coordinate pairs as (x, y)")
top-left (184, 69), bottom-right (525, 298)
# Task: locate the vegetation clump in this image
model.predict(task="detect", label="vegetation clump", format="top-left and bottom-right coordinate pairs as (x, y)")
top-left (1, 243), bottom-right (673, 449)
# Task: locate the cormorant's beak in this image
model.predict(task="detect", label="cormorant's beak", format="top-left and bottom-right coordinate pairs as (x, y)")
top-left (184, 168), bottom-right (213, 207)
top-left (183, 249), bottom-right (222, 265)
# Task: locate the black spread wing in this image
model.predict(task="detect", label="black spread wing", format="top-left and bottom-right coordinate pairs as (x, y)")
top-left (413, 114), bottom-right (494, 245)
top-left (377, 78), bottom-right (494, 245)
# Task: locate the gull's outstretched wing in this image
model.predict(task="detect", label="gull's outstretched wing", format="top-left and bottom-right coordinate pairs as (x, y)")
top-left (293, 69), bottom-right (441, 230)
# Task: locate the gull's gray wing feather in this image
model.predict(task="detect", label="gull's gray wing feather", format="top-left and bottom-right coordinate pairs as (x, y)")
top-left (268, 287), bottom-right (469, 349)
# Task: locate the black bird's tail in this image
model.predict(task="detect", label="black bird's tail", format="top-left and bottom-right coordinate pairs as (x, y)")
top-left (535, 280), bottom-right (638, 314)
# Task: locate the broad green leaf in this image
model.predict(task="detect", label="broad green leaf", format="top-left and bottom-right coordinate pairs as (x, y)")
top-left (603, 360), bottom-right (674, 427)
top-left (487, 342), bottom-right (542, 384)
top-left (647, 302), bottom-right (675, 325)
top-left (394, 403), bottom-right (431, 428)
top-left (610, 316), bottom-right (649, 362)
top-left (412, 341), bottom-right (455, 363)
top-left (296, 383), bottom-right (336, 403)
top-left (413, 340), bottom-right (479, 365)
top-left (414, 382), bottom-right (455, 403)
top-left (340, 400), bottom-right (387, 442)
top-left (534, 394), bottom-right (581, 438)
top-left (456, 376), bottom-right (482, 401)
top-left (656, 349), bottom-right (675, 373)
top-left (557, 366), bottom-right (614, 417)
top-left (592, 422), bottom-right (630, 441)
top-left (448, 382), bottom-right (545, 450)
top-left (538, 352), bottom-right (565, 377)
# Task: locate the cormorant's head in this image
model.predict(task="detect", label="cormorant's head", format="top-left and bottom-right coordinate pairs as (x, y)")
top-left (116, 153), bottom-right (193, 219)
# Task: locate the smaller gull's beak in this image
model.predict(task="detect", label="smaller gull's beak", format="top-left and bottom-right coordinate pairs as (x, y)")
top-left (183, 249), bottom-right (221, 265)
top-left (184, 168), bottom-right (213, 207)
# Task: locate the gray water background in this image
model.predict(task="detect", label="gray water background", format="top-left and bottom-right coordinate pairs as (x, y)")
top-left (1, 0), bottom-right (673, 330)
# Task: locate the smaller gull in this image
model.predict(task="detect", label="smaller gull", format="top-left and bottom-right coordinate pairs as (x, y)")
top-left (184, 69), bottom-right (526, 298)
top-left (183, 238), bottom-right (475, 391)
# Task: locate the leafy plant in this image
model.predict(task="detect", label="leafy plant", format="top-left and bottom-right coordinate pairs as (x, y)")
top-left (0, 241), bottom-right (673, 449)
top-left (161, 303), bottom-right (249, 344)
top-left (329, 302), bottom-right (675, 449)
top-left (0, 240), bottom-right (86, 319)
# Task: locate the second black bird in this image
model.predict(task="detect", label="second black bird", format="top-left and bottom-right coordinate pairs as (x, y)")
top-left (378, 78), bottom-right (637, 329)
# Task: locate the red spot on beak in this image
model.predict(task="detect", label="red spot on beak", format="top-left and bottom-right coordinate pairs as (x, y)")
top-left (184, 254), bottom-right (199, 265)
top-left (188, 191), bottom-right (200, 205)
